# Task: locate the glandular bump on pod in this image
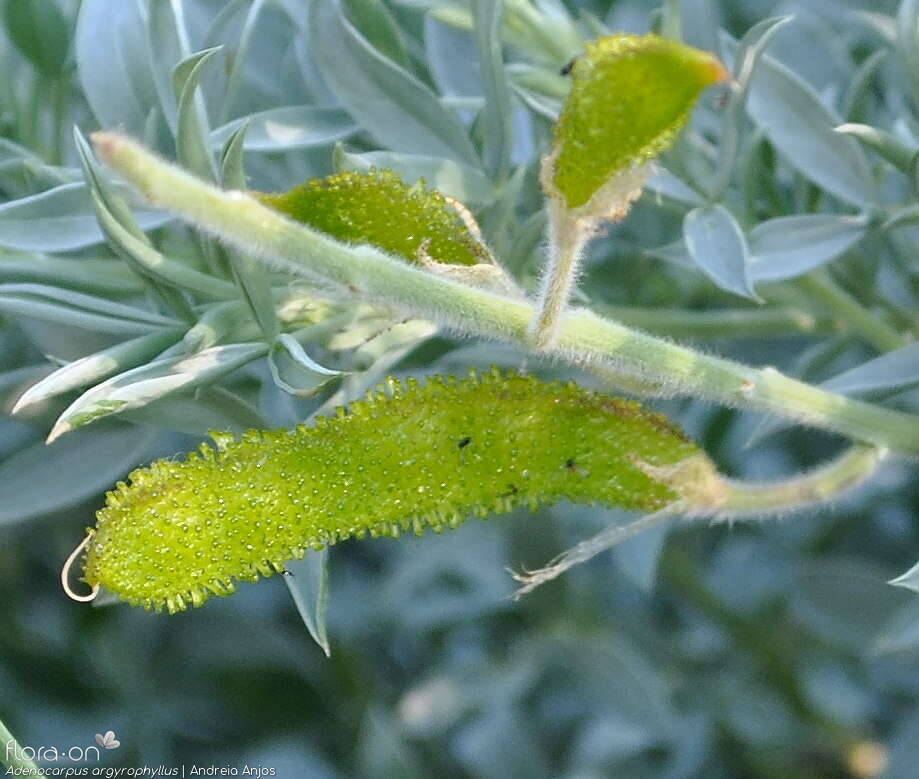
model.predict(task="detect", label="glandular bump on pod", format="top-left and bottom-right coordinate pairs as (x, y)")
top-left (80, 370), bottom-right (709, 612)
top-left (546, 34), bottom-right (728, 224)
top-left (255, 169), bottom-right (491, 267)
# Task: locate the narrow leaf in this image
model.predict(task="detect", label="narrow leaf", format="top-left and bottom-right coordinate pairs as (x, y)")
top-left (75, 127), bottom-right (196, 318)
top-left (0, 284), bottom-right (179, 335)
top-left (890, 560), bottom-right (919, 595)
top-left (284, 550), bottom-right (332, 656)
top-left (679, 0), bottom-right (721, 56)
top-left (182, 302), bottom-right (250, 353)
top-left (12, 329), bottom-right (184, 414)
top-left (646, 168), bottom-right (705, 206)
top-left (75, 0), bottom-right (160, 135)
top-left (211, 106), bottom-right (357, 152)
top-left (822, 342), bottom-right (919, 398)
top-left (0, 256), bottom-right (142, 297)
top-left (174, 48), bottom-right (222, 181)
top-left (2, 0), bottom-right (69, 75)
top-left (0, 424), bottom-right (158, 526)
top-left (310, 0), bottom-right (480, 165)
top-left (218, 0), bottom-right (268, 124)
top-left (424, 15), bottom-right (485, 102)
top-left (342, 0), bottom-right (411, 69)
top-left (643, 239), bottom-right (693, 267)
top-left (0, 138), bottom-right (80, 190)
top-left (74, 127), bottom-right (154, 242)
top-left (89, 189), bottom-right (237, 301)
top-left (873, 602), bottom-right (919, 655)
top-left (834, 123), bottom-right (916, 171)
top-left (505, 209), bottom-right (547, 274)
top-left (473, 0), bottom-right (513, 178)
top-left (219, 123), bottom-right (281, 341)
top-left (507, 63), bottom-right (570, 101)
top-left (711, 16), bottom-right (792, 198)
top-left (49, 342), bottom-right (268, 440)
top-left (268, 333), bottom-right (345, 396)
top-left (146, 0), bottom-right (193, 134)
top-left (683, 204), bottom-right (759, 299)
top-left (660, 0), bottom-right (681, 41)
top-left (219, 121), bottom-right (250, 190)
top-left (479, 163), bottom-right (525, 258)
top-left (511, 85), bottom-right (561, 122)
top-left (794, 558), bottom-right (908, 652)
top-left (898, 0), bottom-right (919, 107)
top-left (0, 183), bottom-right (169, 252)
top-left (748, 214), bottom-right (867, 282)
top-left (724, 32), bottom-right (877, 206)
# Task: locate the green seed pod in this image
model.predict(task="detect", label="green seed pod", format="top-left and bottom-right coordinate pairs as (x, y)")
top-left (548, 34), bottom-right (728, 213)
top-left (255, 169), bottom-right (490, 267)
top-left (80, 371), bottom-right (705, 612)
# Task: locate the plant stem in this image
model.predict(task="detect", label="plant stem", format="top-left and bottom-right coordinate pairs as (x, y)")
top-left (50, 77), bottom-right (67, 166)
top-left (504, 0), bottom-right (582, 66)
top-left (695, 254), bottom-right (906, 518)
top-left (661, 0), bottom-right (682, 40)
top-left (92, 133), bottom-right (919, 455)
top-left (515, 444), bottom-right (885, 596)
top-left (529, 206), bottom-right (588, 348)
top-left (431, 0), bottom-right (581, 68)
top-left (797, 270), bottom-right (906, 352)
top-left (712, 444), bottom-right (885, 517)
top-left (598, 304), bottom-right (837, 338)
top-left (0, 717), bottom-right (43, 776)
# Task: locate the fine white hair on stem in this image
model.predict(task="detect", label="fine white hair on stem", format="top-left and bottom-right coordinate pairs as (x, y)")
top-left (89, 132), bottom-right (919, 456)
top-left (529, 155), bottom-right (651, 350)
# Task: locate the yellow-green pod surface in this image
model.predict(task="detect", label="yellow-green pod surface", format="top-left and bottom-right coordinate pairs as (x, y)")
top-left (551, 34), bottom-right (728, 210)
top-left (82, 371), bottom-right (702, 612)
top-left (256, 169), bottom-right (489, 266)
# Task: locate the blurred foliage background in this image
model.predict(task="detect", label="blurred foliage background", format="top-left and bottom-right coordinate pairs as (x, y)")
top-left (1, 0), bottom-right (919, 776)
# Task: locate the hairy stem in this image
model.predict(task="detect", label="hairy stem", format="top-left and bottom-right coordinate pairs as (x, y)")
top-left (516, 443), bottom-right (886, 597)
top-left (92, 133), bottom-right (919, 456)
top-left (529, 201), bottom-right (589, 348)
top-left (653, 444), bottom-right (887, 518)
top-left (797, 270), bottom-right (906, 352)
top-left (598, 304), bottom-right (837, 338)
top-left (717, 444), bottom-right (885, 516)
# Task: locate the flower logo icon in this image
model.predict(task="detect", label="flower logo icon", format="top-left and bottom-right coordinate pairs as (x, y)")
top-left (94, 731), bottom-right (120, 750)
